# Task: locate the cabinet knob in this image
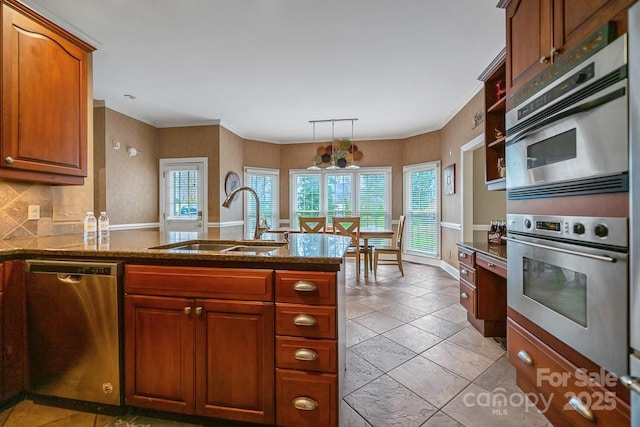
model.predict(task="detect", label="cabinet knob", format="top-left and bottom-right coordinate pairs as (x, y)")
top-left (184, 306), bottom-right (192, 315)
top-left (459, 252), bottom-right (466, 258)
top-left (294, 348), bottom-right (319, 361)
top-left (517, 350), bottom-right (533, 366)
top-left (292, 280), bottom-right (318, 292)
top-left (487, 262), bottom-right (495, 268)
top-left (539, 56), bottom-right (549, 64)
top-left (5, 156), bottom-right (14, 164)
top-left (460, 268), bottom-right (468, 275)
top-left (461, 292), bottom-right (469, 299)
top-left (550, 46), bottom-right (559, 57)
top-left (568, 396), bottom-right (595, 422)
top-left (292, 397), bottom-right (318, 411)
top-left (293, 314), bottom-right (317, 326)
top-left (195, 306), bottom-right (203, 316)
top-left (621, 375), bottom-right (640, 394)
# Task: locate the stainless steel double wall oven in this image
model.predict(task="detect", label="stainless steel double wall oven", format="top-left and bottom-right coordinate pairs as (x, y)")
top-left (505, 34), bottom-right (630, 377)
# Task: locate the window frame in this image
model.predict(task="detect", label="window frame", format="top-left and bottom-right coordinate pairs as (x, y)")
top-left (403, 161), bottom-right (441, 259)
top-left (289, 167), bottom-right (392, 230)
top-left (244, 166), bottom-right (280, 237)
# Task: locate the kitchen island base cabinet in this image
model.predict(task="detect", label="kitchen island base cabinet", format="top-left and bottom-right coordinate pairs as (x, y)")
top-left (276, 369), bottom-right (337, 427)
top-left (124, 266), bottom-right (275, 425)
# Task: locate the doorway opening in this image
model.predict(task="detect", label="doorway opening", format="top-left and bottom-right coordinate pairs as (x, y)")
top-left (159, 157), bottom-right (208, 232)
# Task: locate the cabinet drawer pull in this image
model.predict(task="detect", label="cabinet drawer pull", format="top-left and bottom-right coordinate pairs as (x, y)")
top-left (184, 306), bottom-right (192, 315)
top-left (460, 268), bottom-right (468, 275)
top-left (517, 350), bottom-right (533, 366)
top-left (292, 280), bottom-right (318, 292)
top-left (292, 397), bottom-right (318, 411)
top-left (5, 156), bottom-right (14, 164)
top-left (293, 314), bottom-right (317, 326)
top-left (487, 262), bottom-right (495, 268)
top-left (459, 252), bottom-right (467, 258)
top-left (621, 375), bottom-right (640, 394)
top-left (294, 348), bottom-right (319, 361)
top-left (569, 396), bottom-right (595, 422)
top-left (461, 292), bottom-right (469, 299)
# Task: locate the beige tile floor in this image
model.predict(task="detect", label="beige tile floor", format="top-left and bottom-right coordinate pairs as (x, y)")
top-left (0, 260), bottom-right (553, 427)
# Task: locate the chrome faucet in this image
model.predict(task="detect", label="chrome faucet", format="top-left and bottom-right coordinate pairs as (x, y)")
top-left (222, 186), bottom-right (269, 239)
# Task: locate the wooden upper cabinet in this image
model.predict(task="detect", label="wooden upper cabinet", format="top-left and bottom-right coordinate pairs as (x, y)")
top-left (504, 0), bottom-right (633, 105)
top-left (1, 0), bottom-right (95, 185)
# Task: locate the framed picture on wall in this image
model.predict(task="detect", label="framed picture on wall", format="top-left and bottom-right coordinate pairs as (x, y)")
top-left (444, 164), bottom-right (455, 195)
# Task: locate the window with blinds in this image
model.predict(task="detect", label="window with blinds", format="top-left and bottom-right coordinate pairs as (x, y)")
top-left (159, 157), bottom-right (207, 232)
top-left (167, 169), bottom-right (199, 218)
top-left (244, 167), bottom-right (279, 239)
top-left (290, 167), bottom-right (391, 230)
top-left (403, 162), bottom-right (440, 257)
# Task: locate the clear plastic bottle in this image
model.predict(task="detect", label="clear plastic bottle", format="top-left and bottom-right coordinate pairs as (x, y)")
top-left (98, 211), bottom-right (110, 239)
top-left (83, 211), bottom-right (97, 247)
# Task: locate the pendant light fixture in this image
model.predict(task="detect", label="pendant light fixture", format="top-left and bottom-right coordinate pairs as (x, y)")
top-left (345, 119), bottom-right (360, 169)
top-left (307, 121), bottom-right (321, 170)
top-left (326, 120), bottom-right (340, 170)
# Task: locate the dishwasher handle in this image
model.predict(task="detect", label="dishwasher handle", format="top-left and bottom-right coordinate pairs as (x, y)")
top-left (26, 260), bottom-right (121, 276)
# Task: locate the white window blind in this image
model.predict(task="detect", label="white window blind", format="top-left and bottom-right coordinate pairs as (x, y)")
top-left (245, 167), bottom-right (279, 238)
top-left (290, 167), bottom-right (391, 230)
top-left (404, 162), bottom-right (440, 257)
top-left (166, 169), bottom-right (199, 218)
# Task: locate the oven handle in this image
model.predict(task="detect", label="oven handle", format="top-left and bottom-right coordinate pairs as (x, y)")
top-left (507, 87), bottom-right (626, 146)
top-left (502, 236), bottom-right (616, 262)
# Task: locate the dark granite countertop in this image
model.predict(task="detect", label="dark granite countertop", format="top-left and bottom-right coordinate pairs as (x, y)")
top-left (457, 241), bottom-right (507, 262)
top-left (0, 230), bottom-right (351, 269)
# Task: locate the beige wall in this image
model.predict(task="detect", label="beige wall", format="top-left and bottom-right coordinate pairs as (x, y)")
top-left (219, 127), bottom-right (245, 223)
top-left (473, 145), bottom-right (506, 241)
top-left (439, 90), bottom-right (485, 268)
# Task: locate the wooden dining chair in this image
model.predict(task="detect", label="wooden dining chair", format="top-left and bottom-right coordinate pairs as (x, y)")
top-left (332, 217), bottom-right (369, 280)
top-left (299, 216), bottom-right (326, 233)
top-left (373, 215), bottom-right (406, 276)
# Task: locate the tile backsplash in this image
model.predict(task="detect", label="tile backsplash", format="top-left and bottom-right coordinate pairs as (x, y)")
top-left (0, 182), bottom-right (82, 239)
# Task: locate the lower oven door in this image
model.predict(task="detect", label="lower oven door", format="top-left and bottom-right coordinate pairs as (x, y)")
top-left (506, 234), bottom-right (628, 375)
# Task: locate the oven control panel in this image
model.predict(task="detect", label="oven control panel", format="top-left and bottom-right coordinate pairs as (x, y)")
top-left (507, 214), bottom-right (627, 247)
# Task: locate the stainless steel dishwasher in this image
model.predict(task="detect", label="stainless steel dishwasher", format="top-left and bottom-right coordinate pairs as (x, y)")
top-left (25, 260), bottom-right (123, 406)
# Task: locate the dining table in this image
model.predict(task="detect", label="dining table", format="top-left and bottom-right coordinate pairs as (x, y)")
top-left (269, 227), bottom-right (394, 278)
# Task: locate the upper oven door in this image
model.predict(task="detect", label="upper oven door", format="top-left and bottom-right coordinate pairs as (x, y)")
top-left (505, 77), bottom-right (628, 192)
top-left (506, 233), bottom-right (628, 375)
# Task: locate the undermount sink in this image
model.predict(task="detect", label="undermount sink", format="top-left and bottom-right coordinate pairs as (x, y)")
top-left (223, 245), bottom-right (281, 253)
top-left (170, 243), bottom-right (237, 251)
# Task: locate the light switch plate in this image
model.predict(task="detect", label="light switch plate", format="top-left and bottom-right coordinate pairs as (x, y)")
top-left (28, 205), bottom-right (40, 220)
top-left (53, 206), bottom-right (83, 222)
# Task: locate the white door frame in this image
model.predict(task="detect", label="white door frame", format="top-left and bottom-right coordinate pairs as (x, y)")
top-left (460, 134), bottom-right (484, 242)
top-left (159, 157), bottom-right (208, 232)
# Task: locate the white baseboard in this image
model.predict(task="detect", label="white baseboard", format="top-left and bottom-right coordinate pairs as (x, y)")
top-left (209, 221), bottom-right (244, 228)
top-left (440, 260), bottom-right (459, 280)
top-left (110, 222), bottom-right (159, 231)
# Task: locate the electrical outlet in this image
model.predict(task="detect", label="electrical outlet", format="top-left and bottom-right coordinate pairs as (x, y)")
top-left (28, 205), bottom-right (40, 220)
top-left (53, 206), bottom-right (83, 222)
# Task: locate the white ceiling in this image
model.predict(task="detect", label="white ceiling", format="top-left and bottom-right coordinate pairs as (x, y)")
top-left (21, 0), bottom-right (505, 143)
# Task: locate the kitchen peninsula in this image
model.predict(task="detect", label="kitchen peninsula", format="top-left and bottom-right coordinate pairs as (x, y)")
top-left (0, 230), bottom-right (351, 427)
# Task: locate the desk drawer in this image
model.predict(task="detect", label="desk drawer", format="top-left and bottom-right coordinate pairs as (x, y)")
top-left (276, 304), bottom-right (336, 339)
top-left (457, 246), bottom-right (475, 267)
top-left (459, 279), bottom-right (476, 317)
top-left (459, 264), bottom-right (476, 285)
top-left (276, 337), bottom-right (337, 373)
top-left (476, 253), bottom-right (506, 278)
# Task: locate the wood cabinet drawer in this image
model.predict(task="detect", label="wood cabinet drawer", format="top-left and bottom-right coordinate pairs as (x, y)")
top-left (125, 265), bottom-right (273, 301)
top-left (459, 280), bottom-right (476, 317)
top-left (275, 271), bottom-right (336, 305)
top-left (476, 253), bottom-right (506, 278)
top-left (457, 246), bottom-right (475, 267)
top-left (276, 369), bottom-right (337, 427)
top-left (508, 318), bottom-right (630, 426)
top-left (459, 264), bottom-right (476, 285)
top-left (276, 337), bottom-right (337, 373)
top-left (276, 304), bottom-right (336, 339)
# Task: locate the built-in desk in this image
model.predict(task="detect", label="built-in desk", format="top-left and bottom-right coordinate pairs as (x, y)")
top-left (456, 242), bottom-right (507, 337)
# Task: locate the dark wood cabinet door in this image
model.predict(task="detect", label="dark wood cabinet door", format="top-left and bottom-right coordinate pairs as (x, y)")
top-left (506, 0), bottom-right (553, 93)
top-left (195, 299), bottom-right (274, 424)
top-left (1, 1), bottom-right (93, 184)
top-left (124, 295), bottom-right (195, 414)
top-left (1, 260), bottom-right (26, 400)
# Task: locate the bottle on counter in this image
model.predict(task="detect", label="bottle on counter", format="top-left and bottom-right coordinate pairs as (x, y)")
top-left (98, 211), bottom-right (110, 249)
top-left (83, 211), bottom-right (97, 247)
